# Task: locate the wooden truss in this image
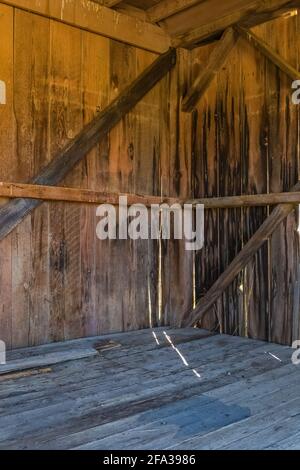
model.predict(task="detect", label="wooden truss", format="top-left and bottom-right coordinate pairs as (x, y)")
top-left (182, 21), bottom-right (300, 112)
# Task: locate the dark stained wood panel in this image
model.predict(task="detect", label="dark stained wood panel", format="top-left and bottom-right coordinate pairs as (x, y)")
top-left (191, 15), bottom-right (299, 344)
top-left (265, 16), bottom-right (299, 345)
top-left (240, 24), bottom-right (269, 342)
top-left (166, 49), bottom-right (194, 327)
top-left (217, 39), bottom-right (243, 336)
top-left (191, 42), bottom-right (221, 332)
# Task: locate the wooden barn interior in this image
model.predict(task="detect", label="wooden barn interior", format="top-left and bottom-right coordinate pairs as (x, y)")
top-left (0, 0), bottom-right (300, 451)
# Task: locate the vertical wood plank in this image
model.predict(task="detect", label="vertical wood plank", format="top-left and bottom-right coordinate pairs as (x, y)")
top-left (167, 48), bottom-right (193, 327)
top-left (81, 32), bottom-right (110, 337)
top-left (134, 49), bottom-right (160, 329)
top-left (240, 24), bottom-right (269, 341)
top-left (192, 44), bottom-right (221, 332)
top-left (158, 67), bottom-right (171, 327)
top-left (293, 10), bottom-right (300, 343)
top-left (217, 40), bottom-right (243, 335)
top-left (266, 17), bottom-right (299, 345)
top-left (27, 14), bottom-right (51, 347)
top-left (12, 9), bottom-right (37, 348)
top-left (60, 24), bottom-right (84, 341)
top-left (92, 37), bottom-right (111, 336)
top-left (48, 20), bottom-right (69, 342)
top-left (96, 41), bottom-right (137, 334)
top-left (0, 4), bottom-right (14, 349)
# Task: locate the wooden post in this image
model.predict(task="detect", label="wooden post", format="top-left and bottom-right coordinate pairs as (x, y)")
top-left (181, 181), bottom-right (300, 327)
top-left (0, 48), bottom-right (176, 241)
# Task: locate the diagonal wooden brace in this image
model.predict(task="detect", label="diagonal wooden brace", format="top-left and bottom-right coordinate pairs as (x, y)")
top-left (0, 48), bottom-right (176, 242)
top-left (181, 181), bottom-right (300, 328)
top-left (235, 25), bottom-right (300, 81)
top-left (182, 28), bottom-right (238, 113)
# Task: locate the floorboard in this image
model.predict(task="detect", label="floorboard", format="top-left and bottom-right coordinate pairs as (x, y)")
top-left (0, 328), bottom-right (298, 450)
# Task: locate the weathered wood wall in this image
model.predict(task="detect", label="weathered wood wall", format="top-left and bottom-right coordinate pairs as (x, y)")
top-left (0, 4), bottom-right (193, 349)
top-left (0, 4), bottom-right (299, 350)
top-left (192, 14), bottom-right (300, 345)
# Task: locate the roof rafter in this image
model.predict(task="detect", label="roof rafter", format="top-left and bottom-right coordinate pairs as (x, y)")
top-left (173, 0), bottom-right (300, 48)
top-left (93, 0), bottom-right (123, 7)
top-left (147, 0), bottom-right (204, 23)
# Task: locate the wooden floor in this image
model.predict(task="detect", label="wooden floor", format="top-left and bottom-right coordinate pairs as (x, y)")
top-left (0, 327), bottom-right (299, 450)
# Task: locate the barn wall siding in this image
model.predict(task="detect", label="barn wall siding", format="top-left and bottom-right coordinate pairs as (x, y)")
top-left (0, 6), bottom-right (299, 349)
top-left (0, 5), bottom-right (192, 349)
top-left (192, 15), bottom-right (300, 345)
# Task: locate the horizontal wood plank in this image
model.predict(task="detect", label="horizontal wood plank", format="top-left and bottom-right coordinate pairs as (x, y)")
top-left (2, 181), bottom-right (300, 208)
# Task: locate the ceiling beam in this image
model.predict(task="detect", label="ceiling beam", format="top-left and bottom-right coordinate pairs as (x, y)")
top-left (0, 0), bottom-right (171, 54)
top-left (114, 4), bottom-right (150, 21)
top-left (92, 1), bottom-right (124, 7)
top-left (173, 0), bottom-right (300, 48)
top-left (235, 25), bottom-right (300, 80)
top-left (182, 28), bottom-right (238, 112)
top-left (102, 0), bottom-right (123, 6)
top-left (147, 0), bottom-right (204, 23)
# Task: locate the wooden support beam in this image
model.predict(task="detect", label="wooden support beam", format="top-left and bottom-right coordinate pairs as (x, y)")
top-left (91, 0), bottom-right (123, 6)
top-left (235, 25), bottom-right (300, 80)
top-left (0, 182), bottom-right (180, 207)
top-left (0, 0), bottom-right (170, 54)
top-left (0, 48), bottom-right (176, 242)
top-left (101, 1), bottom-right (123, 6)
top-left (181, 181), bottom-right (300, 328)
top-left (173, 0), bottom-right (300, 48)
top-left (147, 0), bottom-right (203, 23)
top-left (189, 191), bottom-right (300, 208)
top-left (113, 4), bottom-right (149, 21)
top-left (182, 28), bottom-right (238, 112)
top-left (2, 182), bottom-right (300, 208)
